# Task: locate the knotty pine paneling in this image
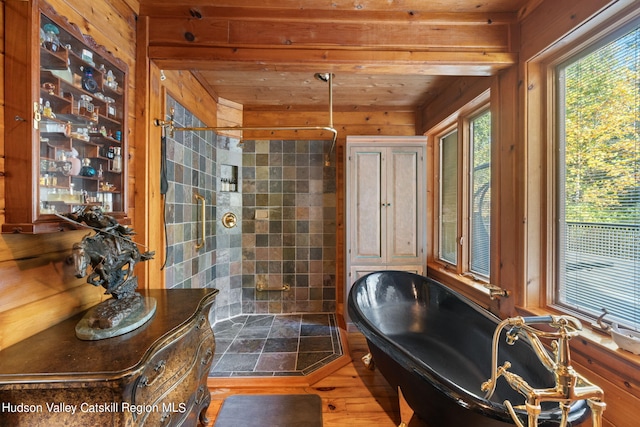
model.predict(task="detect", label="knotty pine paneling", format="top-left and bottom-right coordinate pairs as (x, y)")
top-left (519, 0), bottom-right (618, 63)
top-left (0, 0), bottom-right (137, 351)
top-left (416, 76), bottom-right (493, 134)
top-left (0, 3), bottom-right (4, 223)
top-left (216, 97), bottom-right (243, 140)
top-left (161, 69), bottom-right (219, 126)
top-left (46, 0), bottom-right (137, 67)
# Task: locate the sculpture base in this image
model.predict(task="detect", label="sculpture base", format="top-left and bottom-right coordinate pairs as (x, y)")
top-left (75, 296), bottom-right (157, 341)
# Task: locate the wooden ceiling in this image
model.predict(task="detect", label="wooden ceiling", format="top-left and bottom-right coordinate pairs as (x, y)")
top-left (140, 0), bottom-right (535, 110)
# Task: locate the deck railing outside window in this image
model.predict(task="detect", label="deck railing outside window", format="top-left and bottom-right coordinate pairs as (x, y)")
top-left (560, 222), bottom-right (640, 329)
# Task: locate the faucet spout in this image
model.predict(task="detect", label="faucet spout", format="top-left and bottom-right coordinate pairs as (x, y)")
top-left (482, 314), bottom-right (606, 427)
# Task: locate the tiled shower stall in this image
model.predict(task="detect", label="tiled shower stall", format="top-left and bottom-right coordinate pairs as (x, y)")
top-left (163, 97), bottom-right (337, 324)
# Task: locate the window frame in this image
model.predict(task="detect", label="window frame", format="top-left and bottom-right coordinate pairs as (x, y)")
top-left (525, 10), bottom-right (640, 333)
top-left (430, 96), bottom-right (492, 285)
top-left (468, 109), bottom-right (493, 279)
top-left (437, 127), bottom-right (459, 266)
top-left (552, 18), bottom-right (640, 330)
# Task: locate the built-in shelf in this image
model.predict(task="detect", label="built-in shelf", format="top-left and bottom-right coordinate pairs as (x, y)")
top-left (220, 164), bottom-right (239, 192)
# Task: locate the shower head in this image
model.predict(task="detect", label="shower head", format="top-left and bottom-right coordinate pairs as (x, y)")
top-left (314, 72), bottom-right (333, 83)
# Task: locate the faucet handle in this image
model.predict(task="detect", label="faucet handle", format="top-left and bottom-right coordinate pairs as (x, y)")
top-left (551, 315), bottom-right (582, 335)
top-left (481, 361), bottom-right (512, 395)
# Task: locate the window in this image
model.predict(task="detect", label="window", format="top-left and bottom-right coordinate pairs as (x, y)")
top-left (470, 111), bottom-right (492, 277)
top-left (439, 130), bottom-right (458, 265)
top-left (435, 106), bottom-right (492, 281)
top-left (556, 22), bottom-right (640, 330)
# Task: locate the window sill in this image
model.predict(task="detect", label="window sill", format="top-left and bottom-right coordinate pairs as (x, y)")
top-left (427, 262), bottom-right (494, 309)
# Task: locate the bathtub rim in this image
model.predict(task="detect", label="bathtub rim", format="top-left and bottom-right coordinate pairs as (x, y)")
top-left (347, 270), bottom-right (591, 425)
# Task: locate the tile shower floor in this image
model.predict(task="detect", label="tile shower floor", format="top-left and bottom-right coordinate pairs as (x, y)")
top-left (210, 313), bottom-right (343, 377)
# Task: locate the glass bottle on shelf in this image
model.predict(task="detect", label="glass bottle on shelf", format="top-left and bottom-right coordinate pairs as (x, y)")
top-left (43, 101), bottom-right (53, 118)
top-left (67, 149), bottom-right (82, 175)
top-left (79, 158), bottom-right (96, 177)
top-left (81, 67), bottom-right (98, 93)
top-left (105, 70), bottom-right (118, 91)
top-left (78, 95), bottom-right (94, 118)
top-left (42, 24), bottom-right (60, 52)
top-left (111, 147), bottom-right (122, 173)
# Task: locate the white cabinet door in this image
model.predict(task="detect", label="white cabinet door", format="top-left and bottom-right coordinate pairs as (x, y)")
top-left (387, 147), bottom-right (422, 265)
top-left (349, 148), bottom-right (385, 264)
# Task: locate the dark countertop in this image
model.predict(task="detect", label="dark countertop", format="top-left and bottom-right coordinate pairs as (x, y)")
top-left (0, 288), bottom-right (218, 382)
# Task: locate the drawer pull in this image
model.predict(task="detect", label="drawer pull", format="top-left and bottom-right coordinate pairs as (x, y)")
top-left (196, 314), bottom-right (207, 330)
top-left (201, 348), bottom-right (213, 365)
top-left (160, 412), bottom-right (172, 426)
top-left (195, 385), bottom-right (207, 405)
top-left (141, 360), bottom-right (166, 387)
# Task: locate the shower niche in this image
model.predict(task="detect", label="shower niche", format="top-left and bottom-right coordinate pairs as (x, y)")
top-left (219, 164), bottom-right (238, 192)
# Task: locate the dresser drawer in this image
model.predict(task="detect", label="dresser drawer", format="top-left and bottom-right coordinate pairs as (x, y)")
top-left (132, 313), bottom-right (211, 407)
top-left (136, 335), bottom-right (214, 426)
top-left (139, 383), bottom-right (210, 427)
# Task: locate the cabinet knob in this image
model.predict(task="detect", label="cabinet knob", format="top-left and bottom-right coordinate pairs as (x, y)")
top-left (139, 360), bottom-right (166, 388)
top-left (195, 385), bottom-right (207, 405)
top-left (196, 314), bottom-right (207, 330)
top-left (201, 348), bottom-right (214, 366)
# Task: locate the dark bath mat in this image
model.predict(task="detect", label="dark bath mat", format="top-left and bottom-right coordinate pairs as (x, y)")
top-left (214, 394), bottom-right (323, 427)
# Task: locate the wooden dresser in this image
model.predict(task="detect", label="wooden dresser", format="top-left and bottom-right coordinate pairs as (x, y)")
top-left (0, 288), bottom-right (217, 427)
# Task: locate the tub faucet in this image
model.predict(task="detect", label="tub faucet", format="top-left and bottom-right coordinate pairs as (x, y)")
top-left (481, 315), bottom-right (605, 427)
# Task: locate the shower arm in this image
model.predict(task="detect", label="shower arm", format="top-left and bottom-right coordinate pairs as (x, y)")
top-left (153, 73), bottom-right (338, 164)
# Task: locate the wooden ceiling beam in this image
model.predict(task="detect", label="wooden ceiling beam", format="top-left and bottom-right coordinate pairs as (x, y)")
top-left (141, 6), bottom-right (517, 25)
top-left (147, 17), bottom-right (510, 51)
top-left (149, 46), bottom-right (516, 76)
top-left (139, 0), bottom-right (528, 15)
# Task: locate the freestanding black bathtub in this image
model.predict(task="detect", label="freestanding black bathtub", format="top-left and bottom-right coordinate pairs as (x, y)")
top-left (348, 271), bottom-right (591, 426)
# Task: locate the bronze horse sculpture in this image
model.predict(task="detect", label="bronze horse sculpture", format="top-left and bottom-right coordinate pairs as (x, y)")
top-left (69, 206), bottom-right (154, 299)
top-left (65, 206), bottom-right (156, 337)
top-left (72, 232), bottom-right (153, 298)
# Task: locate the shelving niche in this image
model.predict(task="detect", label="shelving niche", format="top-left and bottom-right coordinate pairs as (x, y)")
top-left (3, 0), bottom-right (129, 233)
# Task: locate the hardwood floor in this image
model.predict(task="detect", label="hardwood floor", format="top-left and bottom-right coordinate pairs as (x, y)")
top-left (206, 330), bottom-right (430, 426)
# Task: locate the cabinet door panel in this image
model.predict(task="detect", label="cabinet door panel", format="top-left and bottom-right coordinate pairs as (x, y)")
top-left (388, 148), bottom-right (421, 263)
top-left (350, 149), bottom-right (384, 262)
